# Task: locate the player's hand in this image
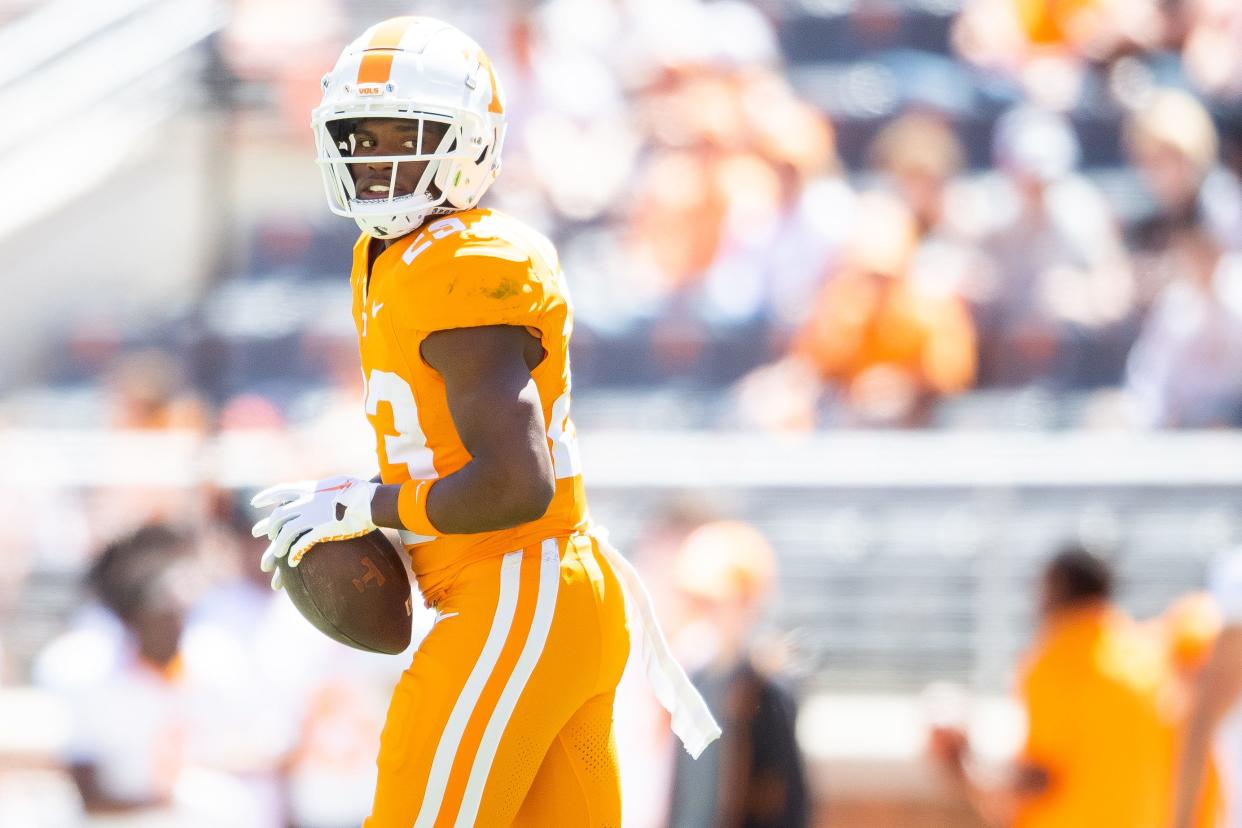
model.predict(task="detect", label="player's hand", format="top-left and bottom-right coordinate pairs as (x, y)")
top-left (250, 475), bottom-right (379, 590)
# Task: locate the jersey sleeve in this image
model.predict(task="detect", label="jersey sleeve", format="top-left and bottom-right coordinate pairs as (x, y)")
top-left (395, 233), bottom-right (555, 334)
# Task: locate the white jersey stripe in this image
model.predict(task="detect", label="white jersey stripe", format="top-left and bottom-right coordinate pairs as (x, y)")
top-left (453, 539), bottom-right (561, 827)
top-left (413, 550), bottom-right (524, 828)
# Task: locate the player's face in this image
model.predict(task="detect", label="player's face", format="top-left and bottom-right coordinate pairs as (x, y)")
top-left (346, 118), bottom-right (450, 201)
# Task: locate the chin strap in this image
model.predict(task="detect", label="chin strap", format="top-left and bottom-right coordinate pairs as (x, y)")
top-left (589, 525), bottom-right (722, 759)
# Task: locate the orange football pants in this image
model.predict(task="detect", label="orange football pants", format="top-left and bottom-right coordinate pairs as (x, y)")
top-left (365, 533), bottom-right (630, 827)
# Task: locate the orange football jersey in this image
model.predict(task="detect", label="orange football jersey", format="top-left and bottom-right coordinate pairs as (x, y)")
top-left (350, 208), bottom-right (589, 602)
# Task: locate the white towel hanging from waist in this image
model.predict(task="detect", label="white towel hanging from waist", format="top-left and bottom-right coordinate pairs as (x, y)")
top-left (589, 525), bottom-right (722, 759)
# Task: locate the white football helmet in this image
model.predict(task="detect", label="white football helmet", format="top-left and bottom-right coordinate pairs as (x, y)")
top-left (312, 17), bottom-right (507, 240)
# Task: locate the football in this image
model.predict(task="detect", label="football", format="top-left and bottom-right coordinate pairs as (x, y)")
top-left (278, 530), bottom-right (413, 654)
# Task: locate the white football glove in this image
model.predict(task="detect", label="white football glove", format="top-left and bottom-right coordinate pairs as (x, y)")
top-left (250, 475), bottom-right (379, 590)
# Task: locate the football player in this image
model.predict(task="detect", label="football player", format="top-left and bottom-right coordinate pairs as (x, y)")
top-left (249, 17), bottom-right (719, 826)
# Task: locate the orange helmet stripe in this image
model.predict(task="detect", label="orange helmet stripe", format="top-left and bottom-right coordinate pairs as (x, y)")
top-left (479, 53), bottom-right (504, 115)
top-left (356, 17), bottom-right (414, 86)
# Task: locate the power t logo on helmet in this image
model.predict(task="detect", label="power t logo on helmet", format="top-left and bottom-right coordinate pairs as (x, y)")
top-left (312, 17), bottom-right (507, 240)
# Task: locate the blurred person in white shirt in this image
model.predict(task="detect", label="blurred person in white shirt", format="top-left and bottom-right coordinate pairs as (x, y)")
top-left (34, 522), bottom-right (311, 827)
top-left (33, 525), bottom-right (205, 823)
top-left (974, 105), bottom-right (1134, 387)
top-left (182, 494), bottom-right (324, 827)
top-left (1125, 223), bottom-right (1242, 427)
top-left (35, 526), bottom-right (190, 817)
top-left (186, 492), bottom-right (435, 828)
top-left (1125, 89), bottom-right (1242, 307)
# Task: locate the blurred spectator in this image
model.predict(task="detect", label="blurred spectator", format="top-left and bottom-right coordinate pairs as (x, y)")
top-left (34, 525), bottom-right (200, 820)
top-left (186, 493), bottom-right (433, 828)
top-left (1124, 224), bottom-right (1242, 427)
top-left (33, 522), bottom-right (322, 827)
top-left (614, 500), bottom-right (723, 828)
top-left (1125, 88), bottom-right (1242, 306)
top-left (739, 191), bottom-right (975, 429)
top-left (953, 0), bottom-right (1163, 105)
top-left (180, 494), bottom-right (317, 827)
top-left (1172, 548), bottom-right (1242, 828)
top-left (699, 70), bottom-right (852, 332)
top-left (1177, 0), bottom-right (1242, 100)
top-left (666, 521), bottom-right (809, 828)
top-left (1149, 593), bottom-right (1226, 828)
top-left (866, 110), bottom-right (994, 349)
top-left (867, 111), bottom-right (968, 242)
top-left (565, 59), bottom-right (852, 380)
top-left (974, 106), bottom-right (1134, 387)
top-left (105, 349), bottom-right (210, 431)
top-left (1012, 0), bottom-right (1105, 52)
top-left (928, 545), bottom-right (1170, 827)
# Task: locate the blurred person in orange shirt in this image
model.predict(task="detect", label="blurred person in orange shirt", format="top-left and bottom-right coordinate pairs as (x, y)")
top-left (930, 545), bottom-right (1171, 828)
top-left (953, 0), bottom-right (1163, 101)
top-left (87, 348), bottom-right (214, 548)
top-left (701, 70), bottom-right (853, 332)
top-left (1013, 0), bottom-right (1104, 50)
top-left (624, 66), bottom-right (853, 374)
top-left (866, 110), bottom-right (997, 345)
top-left (754, 190), bottom-right (976, 428)
top-left (665, 520), bottom-right (809, 828)
top-left (1125, 221), bottom-right (1242, 428)
top-left (105, 349), bottom-right (210, 431)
